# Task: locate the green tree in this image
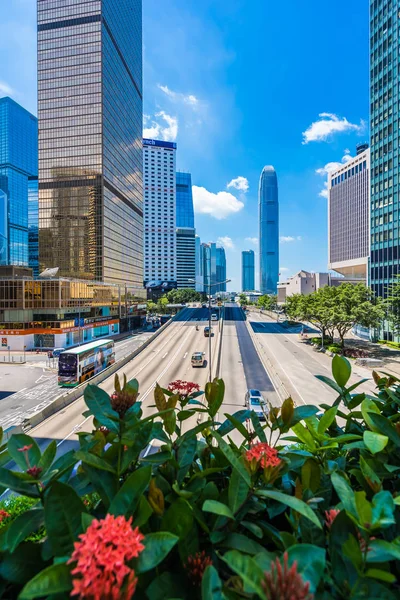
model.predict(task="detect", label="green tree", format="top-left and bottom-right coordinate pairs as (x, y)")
top-left (146, 301), bottom-right (157, 313)
top-left (258, 294), bottom-right (277, 311)
top-left (166, 288), bottom-right (201, 304)
top-left (238, 293), bottom-right (247, 306)
top-left (157, 296), bottom-right (169, 314)
top-left (385, 275), bottom-right (400, 335)
top-left (331, 283), bottom-right (384, 348)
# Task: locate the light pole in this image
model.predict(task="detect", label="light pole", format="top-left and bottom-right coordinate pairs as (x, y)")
top-left (189, 278), bottom-right (231, 381)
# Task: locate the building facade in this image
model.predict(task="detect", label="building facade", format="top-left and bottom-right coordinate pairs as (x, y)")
top-left (369, 1), bottom-right (398, 339)
top-left (216, 247), bottom-right (227, 292)
top-left (0, 97), bottom-right (38, 266)
top-left (259, 165), bottom-right (279, 294)
top-left (0, 189), bottom-right (7, 265)
top-left (201, 242), bottom-right (226, 293)
top-left (242, 250), bottom-right (255, 291)
top-left (176, 171), bottom-right (195, 288)
top-left (195, 235), bottom-right (203, 291)
top-left (328, 146), bottom-right (370, 282)
top-left (37, 0), bottom-right (143, 287)
top-left (28, 177), bottom-right (39, 277)
top-left (143, 139), bottom-right (177, 286)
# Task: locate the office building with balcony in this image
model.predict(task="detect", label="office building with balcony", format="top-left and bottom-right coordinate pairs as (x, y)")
top-left (259, 165), bottom-right (279, 294)
top-left (143, 139), bottom-right (177, 292)
top-left (328, 145), bottom-right (370, 282)
top-left (369, 1), bottom-right (398, 339)
top-left (0, 97), bottom-right (38, 267)
top-left (176, 172), bottom-right (195, 288)
top-left (242, 250), bottom-right (255, 291)
top-left (37, 0), bottom-right (143, 287)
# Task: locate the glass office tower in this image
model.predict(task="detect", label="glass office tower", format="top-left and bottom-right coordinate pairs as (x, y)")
top-left (176, 172), bottom-right (195, 288)
top-left (259, 165), bottom-right (279, 294)
top-left (0, 189), bottom-right (7, 265)
top-left (28, 177), bottom-right (39, 277)
top-left (176, 172), bottom-right (194, 228)
top-left (369, 1), bottom-right (398, 340)
top-left (37, 0), bottom-right (143, 286)
top-left (0, 97), bottom-right (38, 266)
top-left (242, 250), bottom-right (255, 291)
top-left (216, 247), bottom-right (226, 292)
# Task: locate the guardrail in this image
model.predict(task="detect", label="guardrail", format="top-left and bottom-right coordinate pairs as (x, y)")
top-left (215, 311), bottom-right (224, 378)
top-left (22, 314), bottom-right (181, 432)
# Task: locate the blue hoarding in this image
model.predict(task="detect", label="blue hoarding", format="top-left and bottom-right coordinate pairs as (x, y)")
top-left (143, 139), bottom-right (176, 150)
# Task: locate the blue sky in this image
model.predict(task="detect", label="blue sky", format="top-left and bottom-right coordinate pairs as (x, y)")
top-left (0, 0), bottom-right (369, 291)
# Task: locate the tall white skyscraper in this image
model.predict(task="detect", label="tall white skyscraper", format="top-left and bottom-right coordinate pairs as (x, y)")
top-left (143, 139), bottom-right (177, 284)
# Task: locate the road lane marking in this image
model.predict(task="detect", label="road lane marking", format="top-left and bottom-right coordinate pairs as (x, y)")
top-left (183, 352), bottom-right (188, 359)
top-left (162, 352), bottom-right (168, 359)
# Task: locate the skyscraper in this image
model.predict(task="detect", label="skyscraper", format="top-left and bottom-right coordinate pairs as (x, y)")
top-left (37, 0), bottom-right (143, 286)
top-left (259, 166), bottom-right (279, 294)
top-left (143, 139), bottom-right (176, 285)
top-left (369, 1), bottom-right (396, 340)
top-left (0, 97), bottom-right (38, 266)
top-left (0, 189), bottom-right (7, 265)
top-left (201, 242), bottom-right (226, 293)
top-left (176, 172), bottom-right (195, 288)
top-left (216, 247), bottom-right (226, 292)
top-left (28, 177), bottom-right (39, 277)
top-left (195, 235), bottom-right (203, 292)
top-left (242, 250), bottom-right (255, 291)
top-left (328, 145), bottom-right (370, 283)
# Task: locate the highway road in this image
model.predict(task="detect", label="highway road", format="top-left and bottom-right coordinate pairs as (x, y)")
top-left (17, 303), bottom-right (280, 457)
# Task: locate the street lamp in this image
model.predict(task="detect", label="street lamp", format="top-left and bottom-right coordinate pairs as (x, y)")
top-left (189, 278), bottom-right (231, 381)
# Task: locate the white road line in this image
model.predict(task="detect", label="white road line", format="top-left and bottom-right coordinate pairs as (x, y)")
top-left (183, 352), bottom-right (188, 359)
top-left (162, 352), bottom-right (168, 359)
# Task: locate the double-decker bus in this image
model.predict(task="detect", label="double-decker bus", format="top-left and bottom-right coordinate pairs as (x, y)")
top-left (58, 339), bottom-right (115, 387)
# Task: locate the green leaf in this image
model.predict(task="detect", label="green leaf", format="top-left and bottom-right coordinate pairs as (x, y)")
top-left (133, 496), bottom-right (153, 529)
top-left (219, 533), bottom-right (265, 555)
top-left (301, 458), bottom-right (321, 493)
top-left (291, 423), bottom-right (316, 450)
top-left (354, 491), bottom-right (372, 526)
top-left (315, 375), bottom-right (342, 394)
top-left (368, 413), bottom-right (400, 447)
top-left (371, 490), bottom-right (395, 528)
top-left (6, 508), bottom-right (44, 553)
top-left (82, 464), bottom-right (117, 508)
top-left (250, 411), bottom-right (267, 442)
top-left (332, 355), bottom-right (351, 388)
top-left (363, 431), bottom-right (389, 454)
top-left (38, 440), bottom-right (57, 474)
top-left (7, 434), bottom-right (41, 471)
top-left (44, 482), bottom-right (84, 556)
top-left (109, 465), bottom-right (151, 517)
top-left (317, 406), bottom-right (338, 435)
top-left (224, 413), bottom-right (250, 440)
top-left (205, 378), bottom-right (225, 418)
top-left (365, 569), bottom-right (396, 583)
top-left (228, 467), bottom-right (249, 514)
top-left (343, 534), bottom-right (363, 570)
top-left (202, 565), bottom-right (223, 600)
top-left (74, 450), bottom-right (116, 473)
top-left (290, 405), bottom-right (320, 425)
top-left (368, 539), bottom-right (400, 562)
top-left (221, 550), bottom-right (264, 596)
top-left (0, 468), bottom-right (39, 497)
top-left (211, 431), bottom-right (251, 486)
top-left (0, 542), bottom-right (45, 585)
top-left (161, 498), bottom-right (193, 540)
top-left (286, 544), bottom-right (326, 594)
top-left (361, 398), bottom-right (381, 433)
top-left (203, 499), bottom-right (234, 520)
top-left (84, 384), bottom-right (119, 431)
top-left (19, 563), bottom-right (72, 599)
top-left (331, 472), bottom-right (357, 517)
top-left (177, 436), bottom-right (197, 484)
top-left (360, 456), bottom-right (382, 492)
top-left (256, 489), bottom-right (322, 529)
top-left (136, 532), bottom-right (178, 574)
top-left (146, 572), bottom-right (183, 600)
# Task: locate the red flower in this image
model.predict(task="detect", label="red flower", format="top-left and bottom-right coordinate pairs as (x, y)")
top-left (358, 531), bottom-right (376, 553)
top-left (0, 509), bottom-right (10, 523)
top-left (168, 380), bottom-right (200, 397)
top-left (325, 509), bottom-right (340, 529)
top-left (17, 444), bottom-right (33, 453)
top-left (262, 552), bottom-right (313, 600)
top-left (245, 443), bottom-right (282, 469)
top-left (26, 465), bottom-right (43, 479)
top-left (68, 514), bottom-right (145, 600)
top-left (185, 551), bottom-right (212, 586)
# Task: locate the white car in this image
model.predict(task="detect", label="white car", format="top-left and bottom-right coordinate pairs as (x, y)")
top-left (245, 389), bottom-right (268, 421)
top-left (191, 351), bottom-right (206, 367)
top-left (211, 313), bottom-right (218, 321)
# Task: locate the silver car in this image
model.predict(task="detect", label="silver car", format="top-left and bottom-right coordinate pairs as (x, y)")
top-left (245, 389), bottom-right (268, 421)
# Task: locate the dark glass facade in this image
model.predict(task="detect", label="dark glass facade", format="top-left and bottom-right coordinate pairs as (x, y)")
top-left (37, 0), bottom-right (143, 286)
top-left (259, 166), bottom-right (279, 294)
top-left (0, 97), bottom-right (38, 266)
top-left (176, 172), bottom-right (194, 228)
top-left (28, 177), bottom-right (39, 277)
top-left (242, 250), bottom-right (255, 291)
top-left (0, 189), bottom-right (7, 265)
top-left (176, 228), bottom-right (195, 288)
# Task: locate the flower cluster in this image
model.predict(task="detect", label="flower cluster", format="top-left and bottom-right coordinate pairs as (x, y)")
top-left (168, 380), bottom-right (200, 397)
top-left (69, 514), bottom-right (145, 600)
top-left (0, 509), bottom-right (10, 523)
top-left (110, 390), bottom-right (138, 418)
top-left (262, 552), bottom-right (313, 600)
top-left (325, 509), bottom-right (340, 529)
top-left (245, 443), bottom-right (282, 469)
top-left (185, 551), bottom-right (212, 586)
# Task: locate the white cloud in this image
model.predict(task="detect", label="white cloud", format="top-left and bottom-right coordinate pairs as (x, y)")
top-left (0, 80), bottom-right (15, 97)
top-left (143, 111), bottom-right (178, 142)
top-left (245, 237), bottom-right (258, 245)
top-left (302, 113), bottom-right (365, 144)
top-left (315, 150), bottom-right (354, 198)
top-left (158, 84), bottom-right (199, 106)
top-left (279, 236), bottom-right (302, 243)
top-left (217, 236), bottom-right (235, 250)
top-left (192, 185), bottom-right (244, 220)
top-left (280, 267), bottom-right (289, 272)
top-left (227, 176), bottom-right (249, 193)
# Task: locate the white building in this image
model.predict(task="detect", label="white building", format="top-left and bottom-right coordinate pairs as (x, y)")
top-left (277, 270), bottom-right (361, 303)
top-left (143, 139), bottom-right (177, 285)
top-left (328, 145), bottom-right (370, 282)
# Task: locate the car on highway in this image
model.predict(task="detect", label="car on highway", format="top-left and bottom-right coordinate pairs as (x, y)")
top-left (191, 351), bottom-right (205, 367)
top-left (245, 389), bottom-right (268, 421)
top-left (211, 313), bottom-right (218, 321)
top-left (204, 326), bottom-right (211, 337)
top-left (202, 303), bottom-right (207, 308)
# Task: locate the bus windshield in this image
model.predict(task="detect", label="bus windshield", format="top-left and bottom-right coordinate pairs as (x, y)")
top-left (58, 353), bottom-right (77, 375)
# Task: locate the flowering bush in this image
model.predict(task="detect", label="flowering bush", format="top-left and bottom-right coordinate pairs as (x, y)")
top-left (0, 356), bottom-right (399, 598)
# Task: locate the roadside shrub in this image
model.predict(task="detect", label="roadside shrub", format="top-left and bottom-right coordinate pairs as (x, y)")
top-left (0, 365), bottom-right (399, 598)
top-left (342, 348), bottom-right (368, 359)
top-left (327, 344), bottom-right (341, 354)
